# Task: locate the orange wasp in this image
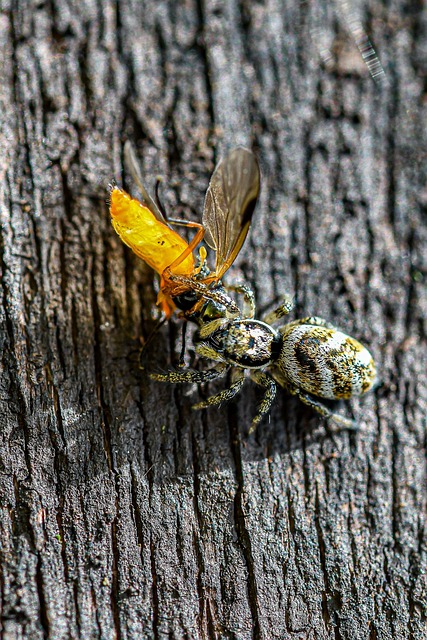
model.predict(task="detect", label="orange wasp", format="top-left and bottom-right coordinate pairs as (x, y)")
top-left (110, 143), bottom-right (260, 321)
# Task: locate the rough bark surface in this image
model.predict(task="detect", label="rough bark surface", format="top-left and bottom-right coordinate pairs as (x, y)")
top-left (0, 1), bottom-right (426, 639)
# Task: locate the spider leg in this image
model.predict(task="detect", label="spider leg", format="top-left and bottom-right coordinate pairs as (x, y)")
top-left (225, 283), bottom-right (256, 318)
top-left (270, 369), bottom-right (356, 430)
top-left (262, 294), bottom-right (294, 324)
top-left (150, 363), bottom-right (228, 384)
top-left (166, 273), bottom-right (240, 317)
top-left (292, 388), bottom-right (356, 430)
top-left (249, 371), bottom-right (277, 433)
top-left (197, 318), bottom-right (229, 340)
top-left (192, 369), bottom-right (245, 410)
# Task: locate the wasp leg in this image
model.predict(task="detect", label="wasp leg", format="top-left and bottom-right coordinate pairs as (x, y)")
top-left (192, 369), bottom-right (245, 411)
top-left (178, 321), bottom-right (189, 367)
top-left (150, 363), bottom-right (228, 384)
top-left (248, 371), bottom-right (277, 433)
top-left (138, 315), bottom-right (169, 370)
top-left (262, 294), bottom-right (295, 324)
top-left (292, 388), bottom-right (356, 430)
top-left (225, 283), bottom-right (256, 318)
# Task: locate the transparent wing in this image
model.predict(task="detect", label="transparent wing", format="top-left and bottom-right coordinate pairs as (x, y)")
top-left (124, 140), bottom-right (166, 223)
top-left (202, 147), bottom-right (260, 279)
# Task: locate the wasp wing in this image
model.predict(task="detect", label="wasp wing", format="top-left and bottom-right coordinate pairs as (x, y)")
top-left (124, 141), bottom-right (167, 224)
top-left (202, 147), bottom-right (260, 280)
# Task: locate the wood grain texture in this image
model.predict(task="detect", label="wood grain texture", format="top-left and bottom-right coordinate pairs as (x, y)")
top-left (0, 0), bottom-right (426, 638)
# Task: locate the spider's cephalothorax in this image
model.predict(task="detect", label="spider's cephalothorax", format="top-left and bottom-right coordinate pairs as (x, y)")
top-left (152, 294), bottom-right (376, 432)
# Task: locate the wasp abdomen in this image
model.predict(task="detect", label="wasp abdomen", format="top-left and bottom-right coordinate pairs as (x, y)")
top-left (278, 324), bottom-right (376, 400)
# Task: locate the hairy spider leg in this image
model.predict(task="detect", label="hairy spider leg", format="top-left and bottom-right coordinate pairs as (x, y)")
top-left (262, 293), bottom-right (295, 324)
top-left (192, 369), bottom-right (245, 411)
top-left (249, 371), bottom-right (277, 433)
top-left (150, 363), bottom-right (228, 384)
top-left (270, 368), bottom-right (356, 430)
top-left (225, 283), bottom-right (256, 319)
top-left (165, 273), bottom-right (241, 316)
top-left (292, 388), bottom-right (356, 430)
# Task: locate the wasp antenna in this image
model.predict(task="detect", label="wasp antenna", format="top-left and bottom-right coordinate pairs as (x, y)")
top-left (106, 180), bottom-right (117, 206)
top-left (155, 176), bottom-right (169, 221)
top-left (124, 141), bottom-right (166, 223)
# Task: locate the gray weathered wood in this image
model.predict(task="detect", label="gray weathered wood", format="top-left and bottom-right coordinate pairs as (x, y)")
top-left (0, 0), bottom-right (426, 638)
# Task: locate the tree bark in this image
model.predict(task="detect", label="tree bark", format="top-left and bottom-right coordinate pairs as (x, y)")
top-left (0, 1), bottom-right (426, 639)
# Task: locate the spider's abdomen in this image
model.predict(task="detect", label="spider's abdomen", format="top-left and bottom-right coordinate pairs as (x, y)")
top-left (278, 323), bottom-right (376, 400)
